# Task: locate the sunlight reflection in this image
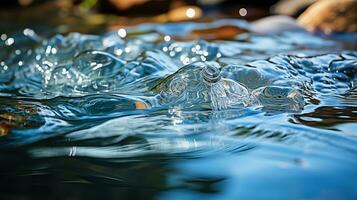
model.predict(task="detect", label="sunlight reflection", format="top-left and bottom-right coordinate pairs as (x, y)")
top-left (239, 8), bottom-right (247, 17)
top-left (186, 8), bottom-right (196, 18)
top-left (118, 28), bottom-right (127, 38)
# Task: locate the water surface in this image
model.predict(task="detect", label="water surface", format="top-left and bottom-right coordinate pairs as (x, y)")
top-left (0, 20), bottom-right (357, 199)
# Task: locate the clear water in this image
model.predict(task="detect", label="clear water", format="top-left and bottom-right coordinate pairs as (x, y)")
top-left (1, 20), bottom-right (357, 199)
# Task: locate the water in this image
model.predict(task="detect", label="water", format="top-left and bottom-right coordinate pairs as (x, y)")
top-left (0, 20), bottom-right (357, 199)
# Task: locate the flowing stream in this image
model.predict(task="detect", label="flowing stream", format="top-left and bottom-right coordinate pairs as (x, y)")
top-left (0, 20), bottom-right (357, 199)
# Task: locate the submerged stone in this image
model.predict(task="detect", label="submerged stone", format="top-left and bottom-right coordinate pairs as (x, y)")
top-left (0, 102), bottom-right (45, 132)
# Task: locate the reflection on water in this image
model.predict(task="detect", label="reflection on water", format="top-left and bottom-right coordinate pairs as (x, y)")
top-left (0, 20), bottom-right (357, 199)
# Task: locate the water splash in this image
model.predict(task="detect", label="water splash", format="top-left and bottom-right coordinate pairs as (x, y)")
top-left (0, 21), bottom-right (355, 148)
top-left (0, 21), bottom-right (357, 199)
top-left (154, 62), bottom-right (257, 110)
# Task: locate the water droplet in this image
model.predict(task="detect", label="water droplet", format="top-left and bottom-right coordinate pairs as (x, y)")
top-left (239, 8), bottom-right (247, 17)
top-left (0, 34), bottom-right (7, 41)
top-left (23, 28), bottom-right (35, 37)
top-left (5, 38), bottom-right (14, 46)
top-left (186, 8), bottom-right (196, 18)
top-left (164, 35), bottom-right (171, 42)
top-left (118, 28), bottom-right (127, 38)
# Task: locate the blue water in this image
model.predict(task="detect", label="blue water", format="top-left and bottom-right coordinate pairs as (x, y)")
top-left (0, 20), bottom-right (357, 199)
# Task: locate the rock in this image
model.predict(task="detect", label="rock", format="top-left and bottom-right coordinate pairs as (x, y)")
top-left (298, 0), bottom-right (357, 33)
top-left (98, 0), bottom-right (170, 16)
top-left (0, 103), bottom-right (44, 131)
top-left (272, 0), bottom-right (317, 17)
top-left (0, 124), bottom-right (9, 137)
top-left (167, 6), bottom-right (202, 21)
top-left (250, 15), bottom-right (304, 34)
top-left (108, 0), bottom-right (150, 10)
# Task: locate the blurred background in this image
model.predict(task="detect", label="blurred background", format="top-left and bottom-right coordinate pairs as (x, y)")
top-left (0, 0), bottom-right (319, 35)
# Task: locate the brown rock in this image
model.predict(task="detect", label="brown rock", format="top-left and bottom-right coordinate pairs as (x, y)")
top-left (0, 124), bottom-right (9, 137)
top-left (108, 0), bottom-right (150, 10)
top-left (272, 0), bottom-right (317, 17)
top-left (251, 15), bottom-right (304, 34)
top-left (298, 0), bottom-right (357, 33)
